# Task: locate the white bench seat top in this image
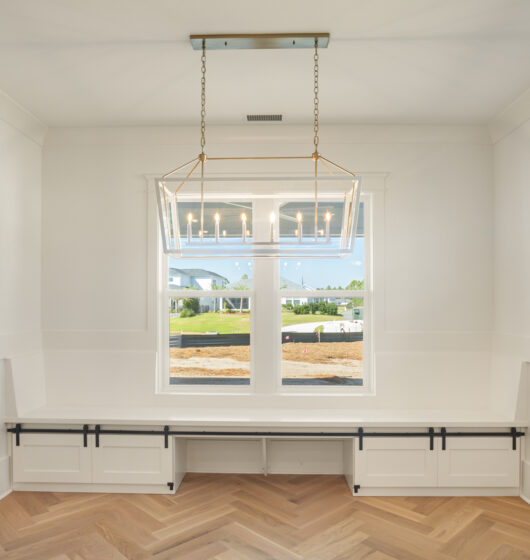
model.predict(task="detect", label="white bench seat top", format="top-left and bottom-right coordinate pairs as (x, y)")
top-left (4, 405), bottom-right (525, 428)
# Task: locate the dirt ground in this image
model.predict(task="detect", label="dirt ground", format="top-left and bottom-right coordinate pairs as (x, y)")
top-left (170, 342), bottom-right (363, 378)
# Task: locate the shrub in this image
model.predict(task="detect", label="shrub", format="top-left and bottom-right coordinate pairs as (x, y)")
top-left (293, 304), bottom-right (311, 315)
top-left (182, 297), bottom-right (200, 313)
top-left (308, 302), bottom-right (319, 314)
top-left (179, 308), bottom-right (196, 318)
top-left (324, 303), bottom-right (339, 315)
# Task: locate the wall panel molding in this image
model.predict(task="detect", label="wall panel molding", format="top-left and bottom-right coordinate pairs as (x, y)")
top-left (0, 90), bottom-right (47, 145)
top-left (489, 87), bottom-right (530, 144)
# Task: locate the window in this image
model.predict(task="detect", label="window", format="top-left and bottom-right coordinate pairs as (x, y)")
top-left (280, 201), bottom-right (367, 386)
top-left (160, 197), bottom-right (370, 391)
top-left (164, 259), bottom-right (252, 386)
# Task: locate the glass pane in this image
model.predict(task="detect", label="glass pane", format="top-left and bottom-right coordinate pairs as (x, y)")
top-left (281, 297), bottom-right (363, 386)
top-left (169, 257), bottom-right (252, 290)
top-left (279, 202), bottom-right (364, 290)
top-left (169, 296), bottom-right (251, 385)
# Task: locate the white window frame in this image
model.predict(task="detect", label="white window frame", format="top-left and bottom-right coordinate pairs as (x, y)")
top-left (156, 190), bottom-right (373, 396)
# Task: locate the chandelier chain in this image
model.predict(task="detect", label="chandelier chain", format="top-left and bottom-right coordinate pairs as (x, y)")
top-left (200, 41), bottom-right (206, 153)
top-left (313, 38), bottom-right (319, 154)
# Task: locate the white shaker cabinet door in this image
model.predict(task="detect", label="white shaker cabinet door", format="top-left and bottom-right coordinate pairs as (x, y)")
top-left (354, 437), bottom-right (437, 487)
top-left (92, 434), bottom-right (173, 485)
top-left (13, 433), bottom-right (92, 483)
top-left (437, 437), bottom-right (519, 487)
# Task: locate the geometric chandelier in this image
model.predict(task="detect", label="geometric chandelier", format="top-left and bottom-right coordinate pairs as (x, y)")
top-left (156, 33), bottom-right (361, 258)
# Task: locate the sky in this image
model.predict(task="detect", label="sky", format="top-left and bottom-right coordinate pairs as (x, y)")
top-left (169, 238), bottom-right (364, 289)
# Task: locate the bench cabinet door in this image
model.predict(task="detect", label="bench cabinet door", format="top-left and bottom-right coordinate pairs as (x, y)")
top-left (437, 437), bottom-right (520, 487)
top-left (92, 434), bottom-right (173, 485)
top-left (13, 433), bottom-right (91, 483)
top-left (355, 437), bottom-right (437, 487)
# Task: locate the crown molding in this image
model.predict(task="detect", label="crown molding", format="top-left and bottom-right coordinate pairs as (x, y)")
top-left (489, 87), bottom-right (530, 144)
top-left (44, 124), bottom-right (491, 148)
top-left (0, 90), bottom-right (48, 146)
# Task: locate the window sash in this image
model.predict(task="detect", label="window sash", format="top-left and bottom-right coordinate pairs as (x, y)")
top-left (167, 289), bottom-right (254, 299)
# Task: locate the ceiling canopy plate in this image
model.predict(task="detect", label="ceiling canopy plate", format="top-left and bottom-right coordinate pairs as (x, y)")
top-left (190, 33), bottom-right (329, 50)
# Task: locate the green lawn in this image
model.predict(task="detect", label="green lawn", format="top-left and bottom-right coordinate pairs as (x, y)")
top-left (170, 310), bottom-right (343, 334)
top-left (170, 312), bottom-right (250, 334)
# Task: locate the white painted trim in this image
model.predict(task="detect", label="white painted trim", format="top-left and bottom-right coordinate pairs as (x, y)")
top-left (0, 489), bottom-right (12, 502)
top-left (12, 482), bottom-right (174, 494)
top-left (489, 86), bottom-right (530, 144)
top-left (0, 89), bottom-right (47, 145)
top-left (521, 494), bottom-right (530, 505)
top-left (280, 290), bottom-right (366, 298)
top-left (167, 289), bottom-right (253, 299)
top-left (0, 455), bottom-right (11, 499)
top-left (521, 459), bottom-right (530, 504)
top-left (44, 124), bottom-right (492, 148)
top-left (355, 487), bottom-right (520, 497)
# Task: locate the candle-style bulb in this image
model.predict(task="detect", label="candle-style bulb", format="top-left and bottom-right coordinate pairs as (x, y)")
top-left (186, 213), bottom-right (193, 243)
top-left (214, 212), bottom-right (220, 242)
top-left (241, 212), bottom-right (247, 242)
top-left (324, 211), bottom-right (331, 242)
top-left (269, 212), bottom-right (275, 224)
top-left (296, 212), bottom-right (303, 242)
top-left (269, 212), bottom-right (275, 242)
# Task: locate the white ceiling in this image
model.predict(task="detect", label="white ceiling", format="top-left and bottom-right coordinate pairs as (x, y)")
top-left (1, 0), bottom-right (529, 127)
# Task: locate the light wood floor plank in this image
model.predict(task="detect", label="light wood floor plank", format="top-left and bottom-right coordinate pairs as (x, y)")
top-left (0, 474), bottom-right (528, 559)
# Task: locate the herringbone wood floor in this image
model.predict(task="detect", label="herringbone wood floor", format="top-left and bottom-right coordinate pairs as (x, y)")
top-left (0, 474), bottom-right (529, 559)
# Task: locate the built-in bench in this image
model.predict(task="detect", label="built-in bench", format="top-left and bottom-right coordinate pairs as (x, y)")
top-left (2, 355), bottom-right (529, 500)
top-left (4, 407), bottom-right (527, 498)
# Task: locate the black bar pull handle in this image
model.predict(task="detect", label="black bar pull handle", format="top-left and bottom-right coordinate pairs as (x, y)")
top-left (511, 427), bottom-right (517, 450)
top-left (15, 423), bottom-right (21, 447)
top-left (358, 427), bottom-right (363, 451)
top-left (83, 425), bottom-right (89, 448)
top-left (164, 426), bottom-right (169, 449)
top-left (429, 427), bottom-right (434, 450)
top-left (441, 427), bottom-right (447, 450)
top-left (95, 425), bottom-right (101, 447)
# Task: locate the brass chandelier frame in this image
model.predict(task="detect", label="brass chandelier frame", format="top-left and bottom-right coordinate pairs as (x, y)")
top-left (157, 33), bottom-right (359, 256)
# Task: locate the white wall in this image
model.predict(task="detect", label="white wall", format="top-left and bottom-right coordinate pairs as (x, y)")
top-left (0, 91), bottom-right (46, 497)
top-left (41, 124), bottom-right (494, 412)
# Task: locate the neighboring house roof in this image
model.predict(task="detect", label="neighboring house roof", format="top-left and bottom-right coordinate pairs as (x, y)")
top-left (279, 276), bottom-right (306, 290)
top-left (169, 268), bottom-right (228, 283)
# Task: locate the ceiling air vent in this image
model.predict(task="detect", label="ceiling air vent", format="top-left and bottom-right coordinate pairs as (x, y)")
top-left (246, 114), bottom-right (283, 122)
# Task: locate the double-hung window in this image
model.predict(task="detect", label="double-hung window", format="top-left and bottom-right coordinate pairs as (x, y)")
top-left (160, 196), bottom-right (370, 392)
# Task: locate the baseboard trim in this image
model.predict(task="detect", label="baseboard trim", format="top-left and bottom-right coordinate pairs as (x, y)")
top-left (0, 455), bottom-right (11, 500)
top-left (355, 487), bottom-right (520, 497)
top-left (13, 482), bottom-right (174, 495)
top-left (0, 488), bottom-right (12, 501)
top-left (522, 459), bottom-right (530, 504)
